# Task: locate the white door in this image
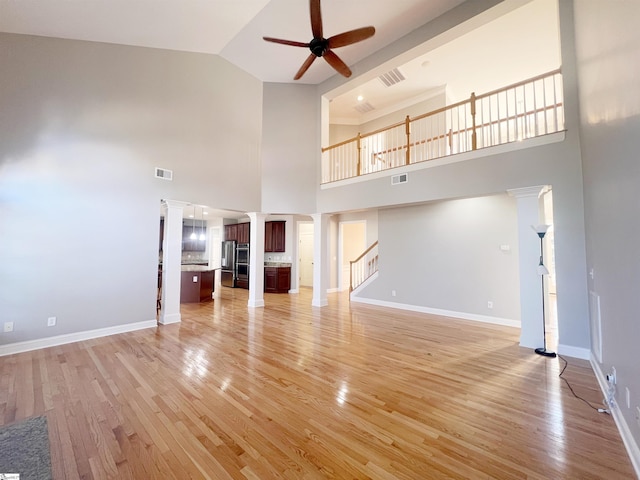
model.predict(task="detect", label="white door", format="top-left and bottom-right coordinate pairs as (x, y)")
top-left (299, 223), bottom-right (314, 287)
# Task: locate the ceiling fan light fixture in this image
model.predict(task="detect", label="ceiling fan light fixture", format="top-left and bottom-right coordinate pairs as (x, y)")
top-left (262, 0), bottom-right (375, 80)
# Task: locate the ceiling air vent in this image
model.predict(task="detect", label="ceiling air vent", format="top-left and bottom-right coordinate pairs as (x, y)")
top-left (378, 68), bottom-right (406, 87)
top-left (353, 101), bottom-right (375, 114)
top-left (155, 167), bottom-right (173, 181)
top-left (391, 173), bottom-right (408, 185)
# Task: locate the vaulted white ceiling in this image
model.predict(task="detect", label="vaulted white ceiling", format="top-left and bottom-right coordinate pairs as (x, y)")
top-left (0, 0), bottom-right (467, 84)
top-left (0, 0), bottom-right (560, 122)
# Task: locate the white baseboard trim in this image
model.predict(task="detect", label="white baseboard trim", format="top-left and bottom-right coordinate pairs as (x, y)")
top-left (557, 343), bottom-right (590, 360)
top-left (591, 356), bottom-right (640, 478)
top-left (312, 298), bottom-right (329, 307)
top-left (0, 319), bottom-right (158, 357)
top-left (327, 287), bottom-right (340, 293)
top-left (349, 296), bottom-right (520, 328)
top-left (288, 288), bottom-right (299, 294)
top-left (247, 299), bottom-right (265, 308)
top-left (158, 312), bottom-right (181, 325)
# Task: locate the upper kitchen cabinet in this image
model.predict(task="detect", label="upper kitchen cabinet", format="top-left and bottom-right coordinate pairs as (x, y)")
top-left (237, 222), bottom-right (250, 244)
top-left (224, 224), bottom-right (238, 242)
top-left (182, 221), bottom-right (206, 251)
top-left (225, 222), bottom-right (250, 243)
top-left (265, 221), bottom-right (285, 252)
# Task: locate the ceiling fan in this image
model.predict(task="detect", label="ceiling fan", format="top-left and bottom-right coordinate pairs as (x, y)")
top-left (263, 0), bottom-right (375, 80)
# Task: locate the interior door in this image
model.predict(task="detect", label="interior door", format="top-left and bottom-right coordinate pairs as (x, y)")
top-left (298, 222), bottom-right (314, 287)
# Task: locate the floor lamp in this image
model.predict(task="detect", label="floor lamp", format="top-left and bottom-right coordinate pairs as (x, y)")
top-left (532, 224), bottom-right (556, 358)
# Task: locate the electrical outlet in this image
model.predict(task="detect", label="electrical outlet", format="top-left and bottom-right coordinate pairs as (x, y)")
top-left (47, 316), bottom-right (57, 327)
top-left (3, 322), bottom-right (14, 333)
top-left (607, 367), bottom-right (617, 385)
top-left (487, 301), bottom-right (493, 309)
top-left (391, 290), bottom-right (396, 297)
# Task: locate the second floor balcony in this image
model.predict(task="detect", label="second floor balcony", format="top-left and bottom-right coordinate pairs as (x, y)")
top-left (322, 69), bottom-right (565, 184)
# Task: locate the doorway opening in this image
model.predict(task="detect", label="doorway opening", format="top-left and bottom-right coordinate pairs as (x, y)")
top-left (338, 221), bottom-right (367, 291)
top-left (298, 222), bottom-right (314, 288)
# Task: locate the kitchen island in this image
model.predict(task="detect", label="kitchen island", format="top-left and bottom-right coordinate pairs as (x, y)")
top-left (180, 266), bottom-right (216, 303)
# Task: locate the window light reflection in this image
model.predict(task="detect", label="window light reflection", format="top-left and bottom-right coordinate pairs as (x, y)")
top-left (182, 348), bottom-right (209, 379)
top-left (336, 381), bottom-right (349, 406)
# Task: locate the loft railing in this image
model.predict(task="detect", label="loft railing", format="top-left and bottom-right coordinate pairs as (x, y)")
top-left (322, 69), bottom-right (564, 184)
top-left (350, 241), bottom-right (379, 292)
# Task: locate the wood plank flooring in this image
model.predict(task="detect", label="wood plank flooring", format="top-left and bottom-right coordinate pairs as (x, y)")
top-left (0, 287), bottom-right (635, 479)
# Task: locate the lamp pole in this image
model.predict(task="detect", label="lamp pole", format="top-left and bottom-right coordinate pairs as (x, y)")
top-left (533, 225), bottom-right (556, 358)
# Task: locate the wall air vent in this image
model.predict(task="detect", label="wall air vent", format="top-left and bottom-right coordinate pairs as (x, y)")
top-left (391, 173), bottom-right (408, 185)
top-left (155, 167), bottom-right (173, 180)
top-left (378, 68), bottom-right (406, 87)
top-left (353, 101), bottom-right (375, 114)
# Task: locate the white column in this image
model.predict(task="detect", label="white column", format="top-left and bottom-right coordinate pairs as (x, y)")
top-left (312, 213), bottom-right (329, 307)
top-left (247, 212), bottom-right (266, 308)
top-left (508, 185), bottom-right (549, 348)
top-left (159, 199), bottom-right (186, 325)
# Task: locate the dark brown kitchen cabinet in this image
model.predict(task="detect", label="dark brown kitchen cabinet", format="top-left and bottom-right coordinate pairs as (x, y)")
top-left (180, 270), bottom-right (214, 303)
top-left (265, 221), bottom-right (285, 252)
top-left (237, 222), bottom-right (250, 244)
top-left (224, 224), bottom-right (238, 241)
top-left (264, 266), bottom-right (290, 293)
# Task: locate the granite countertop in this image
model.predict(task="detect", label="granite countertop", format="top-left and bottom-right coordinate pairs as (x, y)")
top-left (264, 262), bottom-right (292, 267)
top-left (181, 265), bottom-right (217, 272)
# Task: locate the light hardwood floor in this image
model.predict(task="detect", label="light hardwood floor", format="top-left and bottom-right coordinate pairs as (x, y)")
top-left (0, 287), bottom-right (635, 479)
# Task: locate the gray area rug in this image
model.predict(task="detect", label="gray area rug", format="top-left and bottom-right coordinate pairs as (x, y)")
top-left (0, 416), bottom-right (52, 480)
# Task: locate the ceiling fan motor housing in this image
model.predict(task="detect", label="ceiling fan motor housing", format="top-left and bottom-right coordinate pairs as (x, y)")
top-left (309, 37), bottom-right (328, 57)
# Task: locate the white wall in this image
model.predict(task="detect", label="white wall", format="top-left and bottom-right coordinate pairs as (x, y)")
top-left (261, 83), bottom-right (319, 215)
top-left (573, 0), bottom-right (640, 461)
top-left (356, 194), bottom-right (520, 321)
top-left (0, 33), bottom-right (263, 345)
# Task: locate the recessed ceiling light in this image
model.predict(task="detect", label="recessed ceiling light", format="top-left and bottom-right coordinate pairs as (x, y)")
top-left (421, 60), bottom-right (430, 68)
top-left (357, 95), bottom-right (364, 102)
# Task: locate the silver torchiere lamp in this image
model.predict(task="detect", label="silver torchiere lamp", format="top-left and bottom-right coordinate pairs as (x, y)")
top-left (532, 224), bottom-right (556, 358)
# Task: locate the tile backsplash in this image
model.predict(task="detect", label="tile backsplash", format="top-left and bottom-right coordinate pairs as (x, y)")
top-left (182, 252), bottom-right (208, 264)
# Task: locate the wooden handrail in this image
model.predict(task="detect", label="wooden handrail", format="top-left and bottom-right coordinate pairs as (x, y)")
top-left (322, 69), bottom-right (563, 154)
top-left (350, 241), bottom-right (378, 265)
top-left (322, 69), bottom-right (564, 184)
top-left (349, 241), bottom-right (379, 293)
top-left (476, 68), bottom-right (561, 100)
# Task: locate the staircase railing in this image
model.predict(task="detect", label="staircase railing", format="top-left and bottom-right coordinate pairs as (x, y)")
top-left (350, 241), bottom-right (379, 292)
top-left (322, 69), bottom-right (564, 183)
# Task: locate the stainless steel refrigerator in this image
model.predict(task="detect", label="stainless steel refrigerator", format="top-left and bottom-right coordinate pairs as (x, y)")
top-left (221, 240), bottom-right (237, 287)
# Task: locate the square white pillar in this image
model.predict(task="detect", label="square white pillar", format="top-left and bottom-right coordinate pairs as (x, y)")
top-left (247, 212), bottom-right (266, 308)
top-left (159, 199), bottom-right (187, 325)
top-left (508, 186), bottom-right (550, 349)
top-left (312, 213), bottom-right (330, 307)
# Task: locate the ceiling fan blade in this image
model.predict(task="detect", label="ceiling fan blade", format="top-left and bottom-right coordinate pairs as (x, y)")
top-left (294, 54), bottom-right (318, 80)
top-left (310, 0), bottom-right (323, 39)
top-left (263, 37), bottom-right (309, 48)
top-left (323, 50), bottom-right (352, 78)
top-left (328, 26), bottom-right (376, 49)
